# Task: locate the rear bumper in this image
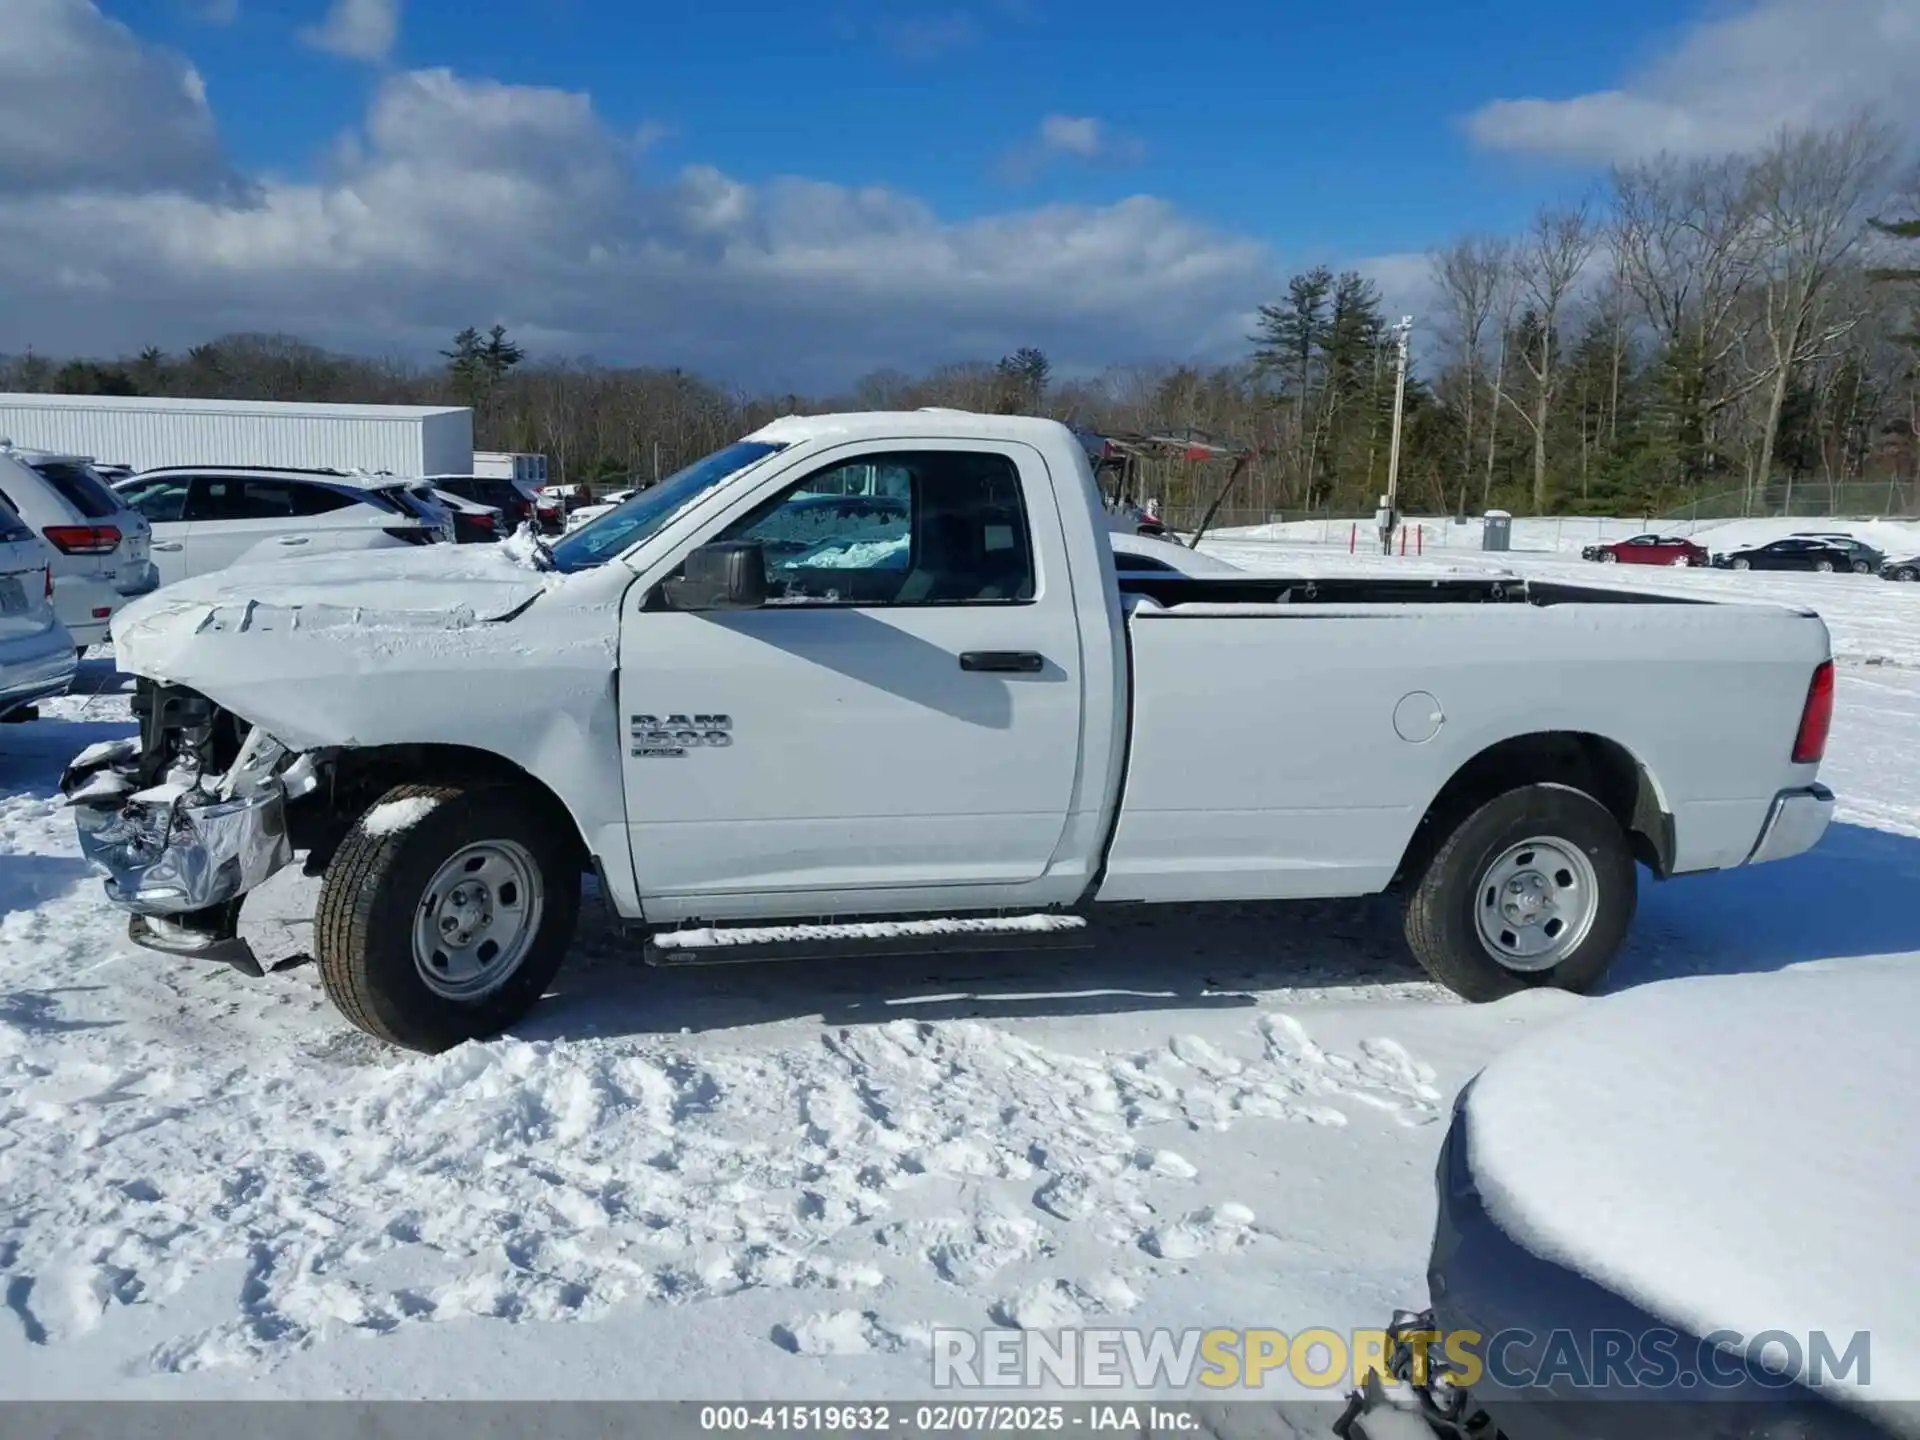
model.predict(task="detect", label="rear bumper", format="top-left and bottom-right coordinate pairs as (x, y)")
top-left (0, 637), bottom-right (79, 715)
top-left (1745, 784), bottom-right (1834, 866)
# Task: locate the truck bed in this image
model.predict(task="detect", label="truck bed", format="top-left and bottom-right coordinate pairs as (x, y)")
top-left (1096, 578), bottom-right (1828, 905)
top-left (1115, 571), bottom-right (1723, 609)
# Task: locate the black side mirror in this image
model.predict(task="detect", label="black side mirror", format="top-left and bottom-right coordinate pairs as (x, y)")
top-left (662, 540), bottom-right (769, 611)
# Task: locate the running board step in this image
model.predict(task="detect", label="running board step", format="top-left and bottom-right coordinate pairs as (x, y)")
top-left (644, 913), bottom-right (1093, 966)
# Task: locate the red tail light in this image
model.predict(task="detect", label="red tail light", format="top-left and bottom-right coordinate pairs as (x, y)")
top-left (1792, 660), bottom-right (1835, 765)
top-left (43, 524), bottom-right (121, 555)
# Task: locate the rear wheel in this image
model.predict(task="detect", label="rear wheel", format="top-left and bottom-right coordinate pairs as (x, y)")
top-left (1403, 784), bottom-right (1637, 1002)
top-left (315, 781), bottom-right (581, 1052)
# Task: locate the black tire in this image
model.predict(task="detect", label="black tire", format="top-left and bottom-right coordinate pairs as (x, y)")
top-left (1403, 783), bottom-right (1637, 1002)
top-left (315, 781), bottom-right (581, 1052)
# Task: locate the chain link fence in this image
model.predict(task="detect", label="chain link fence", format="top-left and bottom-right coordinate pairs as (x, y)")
top-left (1659, 480), bottom-right (1920, 524)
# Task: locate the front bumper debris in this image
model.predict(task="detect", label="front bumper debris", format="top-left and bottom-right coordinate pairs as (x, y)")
top-left (1745, 783), bottom-right (1834, 866)
top-left (61, 716), bottom-right (308, 971)
top-left (1334, 1308), bottom-right (1496, 1440)
top-left (71, 779), bottom-right (291, 915)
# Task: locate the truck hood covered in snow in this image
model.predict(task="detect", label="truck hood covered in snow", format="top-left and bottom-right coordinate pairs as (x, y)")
top-left (107, 540), bottom-right (624, 760)
top-left (114, 542), bottom-right (555, 640)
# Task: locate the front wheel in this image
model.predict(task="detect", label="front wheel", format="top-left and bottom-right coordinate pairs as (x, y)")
top-left (1402, 784), bottom-right (1637, 1002)
top-left (1853, 561), bottom-right (1873, 574)
top-left (315, 781), bottom-right (582, 1052)
top-left (1899, 568), bottom-right (1918, 583)
top-left (1816, 559), bottom-right (1835, 573)
top-left (1732, 557), bottom-right (1751, 570)
top-left (1599, 551), bottom-right (1618, 563)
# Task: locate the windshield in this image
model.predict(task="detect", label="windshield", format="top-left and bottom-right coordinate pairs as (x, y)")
top-left (546, 440), bottom-right (787, 573)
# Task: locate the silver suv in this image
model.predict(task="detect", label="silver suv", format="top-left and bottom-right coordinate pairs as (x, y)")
top-left (0, 442), bottom-right (156, 653)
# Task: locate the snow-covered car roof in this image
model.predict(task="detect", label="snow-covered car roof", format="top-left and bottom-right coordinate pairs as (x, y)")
top-left (1111, 531), bottom-right (1243, 575)
top-left (1460, 965), bottom-right (1920, 1412)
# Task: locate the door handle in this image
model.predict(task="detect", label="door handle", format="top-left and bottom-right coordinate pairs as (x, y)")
top-left (959, 650), bottom-right (1044, 673)
top-left (278, 536), bottom-right (310, 546)
top-left (152, 541), bottom-right (183, 551)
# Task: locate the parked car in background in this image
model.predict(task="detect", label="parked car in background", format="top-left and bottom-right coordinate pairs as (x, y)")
top-left (1880, 554), bottom-right (1920, 582)
top-left (1104, 501), bottom-right (1169, 538)
top-left (1712, 537), bottom-right (1857, 573)
top-left (533, 482), bottom-right (588, 532)
top-left (428, 486), bottom-right (504, 544)
top-left (112, 466), bottom-right (445, 586)
top-left (1580, 533), bottom-right (1708, 566)
top-left (561, 489), bottom-right (638, 533)
top-left (1790, 533), bottom-right (1885, 574)
top-left (0, 501), bottom-right (77, 720)
top-left (0, 443), bottom-right (157, 652)
top-left (426, 475), bottom-right (538, 532)
top-left (1110, 531), bottom-right (1244, 575)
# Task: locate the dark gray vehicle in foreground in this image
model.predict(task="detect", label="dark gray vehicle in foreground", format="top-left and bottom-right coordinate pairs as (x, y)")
top-left (1338, 966), bottom-right (1913, 1440)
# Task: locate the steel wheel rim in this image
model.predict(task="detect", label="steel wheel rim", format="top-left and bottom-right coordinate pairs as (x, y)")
top-left (411, 839), bottom-right (545, 1000)
top-left (1473, 836), bottom-right (1600, 973)
top-left (1733, 559), bottom-right (1750, 569)
top-left (1817, 560), bottom-right (1834, 573)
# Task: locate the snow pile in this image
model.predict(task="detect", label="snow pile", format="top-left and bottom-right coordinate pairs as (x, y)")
top-left (359, 794), bottom-right (443, 836)
top-left (1465, 965), bottom-right (1920, 1406)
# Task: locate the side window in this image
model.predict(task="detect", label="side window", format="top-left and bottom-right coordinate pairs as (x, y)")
top-left (124, 477), bottom-right (192, 523)
top-left (714, 450), bottom-right (1034, 607)
top-left (188, 477), bottom-right (298, 521)
top-left (289, 483), bottom-right (355, 516)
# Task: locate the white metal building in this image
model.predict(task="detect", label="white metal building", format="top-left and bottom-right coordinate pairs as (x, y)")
top-left (0, 394), bottom-right (474, 476)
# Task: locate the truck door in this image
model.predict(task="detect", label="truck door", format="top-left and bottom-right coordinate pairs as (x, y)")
top-left (619, 442), bottom-right (1086, 906)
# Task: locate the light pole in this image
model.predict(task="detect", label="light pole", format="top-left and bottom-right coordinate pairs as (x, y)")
top-left (1381, 316), bottom-right (1413, 555)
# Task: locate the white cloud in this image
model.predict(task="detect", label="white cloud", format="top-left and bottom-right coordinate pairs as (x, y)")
top-left (0, 12), bottom-right (1420, 390)
top-left (1466, 0), bottom-right (1920, 164)
top-left (300, 0), bottom-right (399, 63)
top-left (1001, 114), bottom-right (1147, 183)
top-left (0, 0), bottom-right (237, 198)
top-left (0, 62), bottom-right (1286, 387)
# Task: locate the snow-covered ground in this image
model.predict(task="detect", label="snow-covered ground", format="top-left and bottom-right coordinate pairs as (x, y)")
top-left (3, 529), bottom-right (1918, 1405)
top-left (1226, 511), bottom-right (1920, 559)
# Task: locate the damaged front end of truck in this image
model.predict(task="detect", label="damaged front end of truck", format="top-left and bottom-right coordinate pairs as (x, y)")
top-left (60, 679), bottom-right (324, 975)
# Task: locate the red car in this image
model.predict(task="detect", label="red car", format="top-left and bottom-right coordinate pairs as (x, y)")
top-left (1581, 533), bottom-right (1708, 567)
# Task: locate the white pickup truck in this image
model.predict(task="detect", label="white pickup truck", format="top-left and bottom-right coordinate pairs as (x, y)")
top-left (63, 412), bottom-right (1838, 1052)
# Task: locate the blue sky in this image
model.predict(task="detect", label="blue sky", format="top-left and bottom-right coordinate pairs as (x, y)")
top-left (119, 0), bottom-right (1677, 256)
top-left (3, 0), bottom-right (1909, 385)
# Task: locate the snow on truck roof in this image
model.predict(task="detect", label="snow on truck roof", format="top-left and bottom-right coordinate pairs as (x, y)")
top-left (1463, 964), bottom-right (1920, 1411)
top-left (744, 410), bottom-right (1078, 446)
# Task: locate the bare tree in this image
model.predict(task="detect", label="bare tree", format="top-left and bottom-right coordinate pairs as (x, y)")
top-left (1501, 205), bottom-right (1597, 510)
top-left (1745, 114), bottom-right (1899, 502)
top-left (1430, 235), bottom-right (1510, 513)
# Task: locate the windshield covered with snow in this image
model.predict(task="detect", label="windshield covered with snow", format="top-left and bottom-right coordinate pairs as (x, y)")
top-left (545, 440), bottom-right (788, 573)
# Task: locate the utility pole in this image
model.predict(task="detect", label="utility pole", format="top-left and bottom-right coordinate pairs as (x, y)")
top-left (1381, 316), bottom-right (1414, 555)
